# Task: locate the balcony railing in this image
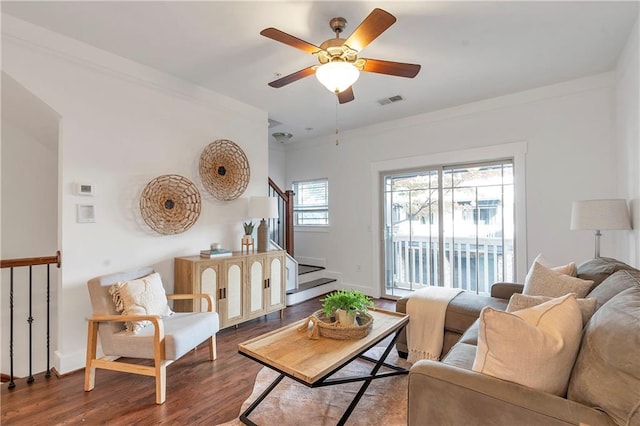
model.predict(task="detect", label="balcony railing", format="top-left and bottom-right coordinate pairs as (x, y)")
top-left (386, 236), bottom-right (514, 294)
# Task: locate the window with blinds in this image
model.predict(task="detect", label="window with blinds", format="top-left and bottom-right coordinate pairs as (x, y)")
top-left (293, 178), bottom-right (329, 226)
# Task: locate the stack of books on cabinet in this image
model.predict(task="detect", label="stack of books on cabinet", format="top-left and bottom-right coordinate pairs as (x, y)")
top-left (200, 248), bottom-right (232, 258)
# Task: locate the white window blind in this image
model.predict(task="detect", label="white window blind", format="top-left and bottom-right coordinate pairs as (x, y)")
top-left (293, 178), bottom-right (329, 226)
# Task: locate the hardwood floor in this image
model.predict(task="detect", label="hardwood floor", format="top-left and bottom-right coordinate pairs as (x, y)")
top-left (1, 296), bottom-right (396, 425)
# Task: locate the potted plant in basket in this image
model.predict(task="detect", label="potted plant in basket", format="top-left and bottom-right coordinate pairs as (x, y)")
top-left (321, 290), bottom-right (374, 327)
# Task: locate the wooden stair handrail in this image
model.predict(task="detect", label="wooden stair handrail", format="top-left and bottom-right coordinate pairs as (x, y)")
top-left (268, 179), bottom-right (295, 257)
top-left (1, 250), bottom-right (61, 269)
top-left (268, 178), bottom-right (287, 199)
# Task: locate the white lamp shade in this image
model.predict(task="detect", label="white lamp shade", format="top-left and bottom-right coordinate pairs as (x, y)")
top-left (315, 62), bottom-right (359, 93)
top-left (248, 196), bottom-right (279, 219)
top-left (570, 199), bottom-right (631, 230)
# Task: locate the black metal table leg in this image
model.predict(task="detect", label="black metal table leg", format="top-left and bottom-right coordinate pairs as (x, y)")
top-left (336, 330), bottom-right (404, 426)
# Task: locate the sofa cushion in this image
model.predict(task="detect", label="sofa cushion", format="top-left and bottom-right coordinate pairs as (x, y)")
top-left (506, 293), bottom-right (597, 326)
top-left (576, 257), bottom-right (639, 290)
top-left (444, 292), bottom-right (508, 334)
top-left (441, 342), bottom-right (476, 370)
top-left (523, 262), bottom-right (593, 298)
top-left (586, 269), bottom-right (640, 309)
top-left (458, 319), bottom-right (480, 346)
top-left (567, 286), bottom-right (640, 426)
top-left (473, 294), bottom-right (583, 396)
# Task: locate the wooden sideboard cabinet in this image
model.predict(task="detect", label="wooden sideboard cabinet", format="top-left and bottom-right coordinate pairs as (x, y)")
top-left (174, 249), bottom-right (286, 329)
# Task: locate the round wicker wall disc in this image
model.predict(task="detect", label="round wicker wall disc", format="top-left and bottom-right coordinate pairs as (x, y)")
top-left (199, 139), bottom-right (250, 201)
top-left (139, 174), bottom-right (201, 235)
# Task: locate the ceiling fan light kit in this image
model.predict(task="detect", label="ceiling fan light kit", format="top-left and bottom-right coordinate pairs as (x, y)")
top-left (261, 8), bottom-right (421, 104)
top-left (315, 61), bottom-right (359, 93)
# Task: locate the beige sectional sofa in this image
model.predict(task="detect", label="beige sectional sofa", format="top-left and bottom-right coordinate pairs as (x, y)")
top-left (397, 257), bottom-right (640, 426)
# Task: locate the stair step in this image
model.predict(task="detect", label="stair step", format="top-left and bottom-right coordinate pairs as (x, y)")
top-left (285, 280), bottom-right (338, 306)
top-left (298, 264), bottom-right (325, 275)
top-left (286, 277), bottom-right (336, 295)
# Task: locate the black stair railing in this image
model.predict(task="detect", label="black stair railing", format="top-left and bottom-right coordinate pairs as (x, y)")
top-left (1, 251), bottom-right (61, 388)
top-left (268, 178), bottom-right (295, 257)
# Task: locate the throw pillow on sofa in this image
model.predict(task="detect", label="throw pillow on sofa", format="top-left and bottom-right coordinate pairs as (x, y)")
top-left (506, 293), bottom-right (597, 326)
top-left (523, 261), bottom-right (593, 298)
top-left (109, 272), bottom-right (174, 333)
top-left (472, 293), bottom-right (583, 396)
top-left (531, 253), bottom-right (577, 276)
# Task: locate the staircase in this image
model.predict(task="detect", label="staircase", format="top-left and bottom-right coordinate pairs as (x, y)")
top-left (285, 264), bottom-right (337, 306)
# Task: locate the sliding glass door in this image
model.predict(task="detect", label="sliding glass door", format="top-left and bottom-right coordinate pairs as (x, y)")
top-left (382, 160), bottom-right (514, 297)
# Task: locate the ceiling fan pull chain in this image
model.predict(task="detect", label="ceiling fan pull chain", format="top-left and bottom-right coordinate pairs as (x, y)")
top-left (335, 97), bottom-right (340, 146)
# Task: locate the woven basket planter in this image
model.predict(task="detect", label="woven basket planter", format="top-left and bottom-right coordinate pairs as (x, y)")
top-left (298, 310), bottom-right (373, 340)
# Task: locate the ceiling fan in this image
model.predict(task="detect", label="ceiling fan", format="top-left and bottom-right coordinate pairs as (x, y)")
top-left (260, 8), bottom-right (421, 104)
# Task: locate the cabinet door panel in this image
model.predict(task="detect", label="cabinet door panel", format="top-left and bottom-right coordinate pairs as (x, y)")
top-left (249, 259), bottom-right (265, 316)
top-left (269, 257), bottom-right (283, 307)
top-left (200, 267), bottom-right (217, 312)
top-left (226, 264), bottom-right (243, 320)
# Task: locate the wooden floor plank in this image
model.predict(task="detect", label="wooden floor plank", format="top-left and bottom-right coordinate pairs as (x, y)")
top-left (1, 296), bottom-right (396, 425)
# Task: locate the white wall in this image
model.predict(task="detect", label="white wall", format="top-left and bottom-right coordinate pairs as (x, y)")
top-left (615, 17), bottom-right (639, 266)
top-left (1, 119), bottom-right (58, 376)
top-left (286, 73), bottom-right (633, 297)
top-left (2, 15), bottom-right (268, 374)
top-left (268, 139), bottom-right (286, 191)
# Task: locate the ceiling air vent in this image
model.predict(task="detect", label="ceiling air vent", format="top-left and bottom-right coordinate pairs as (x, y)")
top-left (377, 95), bottom-right (404, 106)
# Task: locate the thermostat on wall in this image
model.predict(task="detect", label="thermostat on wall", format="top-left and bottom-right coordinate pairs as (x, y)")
top-left (75, 183), bottom-right (95, 196)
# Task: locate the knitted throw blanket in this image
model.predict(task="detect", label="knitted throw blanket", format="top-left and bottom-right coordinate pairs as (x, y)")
top-left (406, 287), bottom-right (463, 363)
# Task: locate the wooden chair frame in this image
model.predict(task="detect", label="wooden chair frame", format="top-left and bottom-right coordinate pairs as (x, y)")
top-left (84, 293), bottom-right (216, 404)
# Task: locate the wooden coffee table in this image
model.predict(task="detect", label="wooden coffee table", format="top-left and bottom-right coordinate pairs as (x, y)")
top-left (237, 308), bottom-right (409, 426)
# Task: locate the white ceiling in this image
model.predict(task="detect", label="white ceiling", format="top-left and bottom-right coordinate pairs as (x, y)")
top-left (2, 1), bottom-right (638, 144)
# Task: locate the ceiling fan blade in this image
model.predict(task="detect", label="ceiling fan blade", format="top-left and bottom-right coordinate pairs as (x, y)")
top-left (361, 58), bottom-right (421, 78)
top-left (344, 8), bottom-right (396, 52)
top-left (260, 28), bottom-right (321, 54)
top-left (337, 86), bottom-right (355, 104)
top-left (268, 66), bottom-right (316, 88)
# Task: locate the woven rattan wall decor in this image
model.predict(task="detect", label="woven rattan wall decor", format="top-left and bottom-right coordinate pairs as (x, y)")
top-left (139, 174), bottom-right (201, 235)
top-left (199, 139), bottom-right (250, 201)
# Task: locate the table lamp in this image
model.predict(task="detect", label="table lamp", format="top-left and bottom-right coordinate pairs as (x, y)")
top-left (570, 199), bottom-right (631, 258)
top-left (248, 196), bottom-right (279, 252)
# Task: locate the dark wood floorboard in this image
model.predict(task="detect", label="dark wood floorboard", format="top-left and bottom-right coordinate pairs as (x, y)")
top-left (1, 296), bottom-right (396, 425)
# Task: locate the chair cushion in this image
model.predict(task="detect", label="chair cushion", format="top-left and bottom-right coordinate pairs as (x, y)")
top-left (109, 272), bottom-right (174, 333)
top-left (506, 293), bottom-right (597, 326)
top-left (109, 312), bottom-right (219, 360)
top-left (472, 294), bottom-right (583, 396)
top-left (568, 286), bottom-right (640, 426)
top-left (522, 262), bottom-right (592, 298)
